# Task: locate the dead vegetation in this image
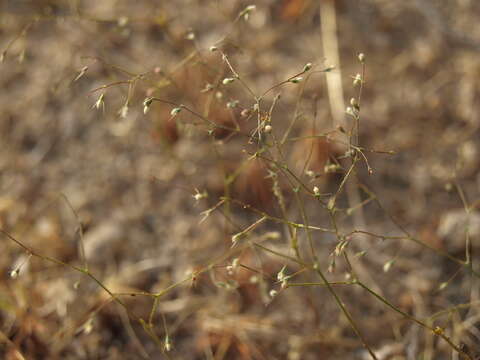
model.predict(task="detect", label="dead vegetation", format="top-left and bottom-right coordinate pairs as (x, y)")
top-left (1, 1), bottom-right (480, 359)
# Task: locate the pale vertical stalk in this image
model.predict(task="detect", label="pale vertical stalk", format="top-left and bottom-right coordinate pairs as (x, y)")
top-left (319, 0), bottom-right (345, 130)
top-left (320, 0), bottom-right (366, 231)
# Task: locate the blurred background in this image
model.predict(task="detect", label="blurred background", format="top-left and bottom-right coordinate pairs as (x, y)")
top-left (1, 1), bottom-right (479, 359)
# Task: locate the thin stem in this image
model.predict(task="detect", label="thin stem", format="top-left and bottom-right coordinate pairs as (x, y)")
top-left (357, 281), bottom-right (472, 359)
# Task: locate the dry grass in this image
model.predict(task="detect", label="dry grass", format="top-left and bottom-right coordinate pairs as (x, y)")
top-left (1, 1), bottom-right (480, 359)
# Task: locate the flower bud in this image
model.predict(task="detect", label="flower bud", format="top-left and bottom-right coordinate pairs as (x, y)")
top-left (222, 77), bottom-right (236, 85)
top-left (303, 62), bottom-right (313, 72)
top-left (170, 107), bottom-right (182, 116)
top-left (289, 76), bottom-right (303, 84)
top-left (346, 107), bottom-right (355, 116)
top-left (353, 74), bottom-right (362, 86)
top-left (305, 170), bottom-right (315, 178)
top-left (241, 108), bottom-right (251, 118)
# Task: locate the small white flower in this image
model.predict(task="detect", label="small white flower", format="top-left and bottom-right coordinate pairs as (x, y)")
top-left (327, 197), bottom-right (336, 210)
top-left (289, 76), bottom-right (303, 84)
top-left (164, 335), bottom-right (172, 352)
top-left (383, 259), bottom-right (395, 273)
top-left (305, 170), bottom-right (315, 178)
top-left (241, 108), bottom-right (251, 118)
top-left (143, 97), bottom-right (153, 114)
top-left (222, 77), bottom-right (236, 85)
top-left (277, 266), bottom-right (287, 282)
top-left (438, 282), bottom-right (448, 291)
top-left (241, 5), bottom-right (257, 20)
top-left (227, 258), bottom-right (239, 275)
top-left (303, 62), bottom-right (313, 72)
top-left (170, 107), bottom-right (182, 116)
top-left (358, 53), bottom-right (365, 63)
top-left (193, 189), bottom-right (207, 201)
top-left (324, 163), bottom-right (341, 173)
top-left (269, 289), bottom-right (278, 298)
top-left (263, 124), bottom-right (272, 133)
top-left (346, 106), bottom-right (355, 116)
top-left (227, 100), bottom-right (239, 108)
top-left (353, 73), bottom-right (362, 86)
top-left (143, 97), bottom-right (153, 107)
